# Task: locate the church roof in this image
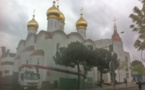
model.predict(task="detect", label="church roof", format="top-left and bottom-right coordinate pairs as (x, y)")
top-left (21, 46), bottom-right (34, 53)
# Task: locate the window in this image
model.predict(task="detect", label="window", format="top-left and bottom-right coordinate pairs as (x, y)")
top-left (37, 58), bottom-right (39, 65)
top-left (55, 22), bottom-right (56, 28)
top-left (4, 70), bottom-right (9, 74)
top-left (51, 21), bottom-right (52, 28)
top-left (1, 61), bottom-right (14, 65)
top-left (60, 26), bottom-right (62, 30)
top-left (27, 60), bottom-right (28, 64)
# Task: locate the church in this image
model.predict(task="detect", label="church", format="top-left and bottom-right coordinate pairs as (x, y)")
top-left (0, 0), bottom-right (132, 89)
top-left (95, 20), bottom-right (132, 83)
top-left (14, 0), bottom-right (96, 89)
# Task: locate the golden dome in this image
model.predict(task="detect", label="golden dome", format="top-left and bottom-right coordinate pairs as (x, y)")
top-left (46, 1), bottom-right (60, 18)
top-left (27, 15), bottom-right (39, 30)
top-left (59, 12), bottom-right (65, 23)
top-left (76, 13), bottom-right (87, 29)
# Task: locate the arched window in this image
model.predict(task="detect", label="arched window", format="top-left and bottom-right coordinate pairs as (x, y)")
top-left (55, 22), bottom-right (57, 28)
top-left (60, 26), bottom-right (62, 30)
top-left (37, 58), bottom-right (39, 65)
top-left (26, 60), bottom-right (28, 64)
top-left (51, 21), bottom-right (52, 28)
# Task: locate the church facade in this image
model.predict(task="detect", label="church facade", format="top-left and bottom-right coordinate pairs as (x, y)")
top-left (14, 0), bottom-right (96, 88)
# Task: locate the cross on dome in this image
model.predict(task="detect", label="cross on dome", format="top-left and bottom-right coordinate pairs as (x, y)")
top-left (81, 7), bottom-right (83, 14)
top-left (33, 9), bottom-right (35, 17)
top-left (57, 0), bottom-right (59, 6)
top-left (113, 17), bottom-right (117, 23)
top-left (113, 17), bottom-right (117, 28)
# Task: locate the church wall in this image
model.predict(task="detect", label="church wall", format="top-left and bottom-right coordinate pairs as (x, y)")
top-left (68, 34), bottom-right (84, 43)
top-left (1, 56), bottom-right (14, 77)
top-left (34, 36), bottom-right (51, 81)
top-left (95, 39), bottom-right (112, 49)
top-left (77, 28), bottom-right (86, 39)
top-left (28, 29), bottom-right (37, 35)
top-left (20, 51), bottom-right (33, 66)
top-left (17, 40), bottom-right (25, 54)
top-left (125, 52), bottom-right (132, 82)
top-left (85, 41), bottom-right (96, 48)
top-left (34, 32), bottom-right (87, 84)
top-left (25, 35), bottom-right (35, 47)
top-left (33, 32), bottom-right (68, 83)
top-left (59, 22), bottom-right (64, 31)
top-left (48, 33), bottom-right (76, 82)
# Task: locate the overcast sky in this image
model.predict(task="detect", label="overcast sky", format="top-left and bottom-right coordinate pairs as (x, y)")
top-left (0, 0), bottom-right (143, 62)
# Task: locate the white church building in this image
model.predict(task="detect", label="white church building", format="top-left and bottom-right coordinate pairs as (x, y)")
top-left (95, 22), bottom-right (132, 83)
top-left (0, 0), bottom-right (132, 89)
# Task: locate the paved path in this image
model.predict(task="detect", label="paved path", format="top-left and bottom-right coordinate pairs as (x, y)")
top-left (83, 83), bottom-right (137, 90)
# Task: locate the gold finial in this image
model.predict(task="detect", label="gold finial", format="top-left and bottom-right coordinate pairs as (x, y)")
top-left (81, 7), bottom-right (83, 14)
top-left (80, 7), bottom-right (83, 18)
top-left (57, 0), bottom-right (59, 8)
top-left (114, 17), bottom-right (117, 28)
top-left (53, 0), bottom-right (56, 5)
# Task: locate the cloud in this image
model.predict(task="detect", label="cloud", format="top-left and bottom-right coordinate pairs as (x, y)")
top-left (0, 0), bottom-right (29, 52)
top-left (0, 0), bottom-right (143, 63)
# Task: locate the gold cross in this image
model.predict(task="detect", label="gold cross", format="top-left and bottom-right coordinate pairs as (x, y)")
top-left (57, 0), bottom-right (59, 7)
top-left (33, 9), bottom-right (35, 15)
top-left (57, 0), bottom-right (59, 4)
top-left (81, 7), bottom-right (83, 13)
top-left (114, 17), bottom-right (117, 23)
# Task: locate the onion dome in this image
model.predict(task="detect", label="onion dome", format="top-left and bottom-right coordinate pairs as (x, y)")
top-left (46, 1), bottom-right (60, 19)
top-left (27, 14), bottom-right (39, 30)
top-left (59, 12), bottom-right (65, 23)
top-left (76, 13), bottom-right (88, 29)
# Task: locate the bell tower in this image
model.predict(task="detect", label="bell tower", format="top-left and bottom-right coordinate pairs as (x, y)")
top-left (111, 18), bottom-right (122, 42)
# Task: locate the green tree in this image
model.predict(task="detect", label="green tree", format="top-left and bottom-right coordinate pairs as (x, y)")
top-left (129, 0), bottom-right (145, 51)
top-left (53, 41), bottom-right (95, 90)
top-left (131, 60), bottom-right (145, 77)
top-left (92, 48), bottom-right (118, 87)
top-left (131, 60), bottom-right (143, 66)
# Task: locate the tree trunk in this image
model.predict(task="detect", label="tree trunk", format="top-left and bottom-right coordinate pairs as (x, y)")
top-left (100, 70), bottom-right (103, 88)
top-left (77, 64), bottom-right (80, 90)
top-left (118, 69), bottom-right (120, 82)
